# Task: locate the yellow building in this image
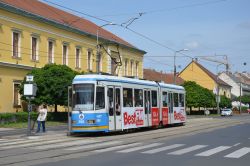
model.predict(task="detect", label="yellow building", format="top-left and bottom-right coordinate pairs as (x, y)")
top-left (0, 0), bottom-right (146, 113)
top-left (179, 60), bottom-right (231, 98)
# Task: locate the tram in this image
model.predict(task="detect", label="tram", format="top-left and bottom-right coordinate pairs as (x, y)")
top-left (67, 74), bottom-right (186, 133)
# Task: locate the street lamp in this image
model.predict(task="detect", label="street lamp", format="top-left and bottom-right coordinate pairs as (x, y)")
top-left (96, 22), bottom-right (117, 52)
top-left (174, 49), bottom-right (188, 84)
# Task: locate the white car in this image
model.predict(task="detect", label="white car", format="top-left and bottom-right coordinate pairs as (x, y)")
top-left (221, 109), bottom-right (233, 116)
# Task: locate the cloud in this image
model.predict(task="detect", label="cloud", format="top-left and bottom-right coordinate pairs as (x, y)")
top-left (185, 41), bottom-right (199, 49)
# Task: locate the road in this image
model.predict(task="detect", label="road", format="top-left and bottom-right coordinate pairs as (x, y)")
top-left (0, 115), bottom-right (249, 166)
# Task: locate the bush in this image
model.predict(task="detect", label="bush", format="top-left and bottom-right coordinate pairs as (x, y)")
top-left (0, 111), bottom-right (67, 124)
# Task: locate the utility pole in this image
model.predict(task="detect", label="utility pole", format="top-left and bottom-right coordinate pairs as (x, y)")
top-left (239, 82), bottom-right (242, 114)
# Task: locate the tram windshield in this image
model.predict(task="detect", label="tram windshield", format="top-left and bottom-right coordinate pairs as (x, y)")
top-left (73, 84), bottom-right (94, 111)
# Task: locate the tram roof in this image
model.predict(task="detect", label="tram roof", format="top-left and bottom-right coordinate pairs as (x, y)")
top-left (73, 74), bottom-right (184, 91)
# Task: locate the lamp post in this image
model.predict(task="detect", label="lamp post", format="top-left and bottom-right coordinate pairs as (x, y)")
top-left (216, 63), bottom-right (223, 115)
top-left (174, 49), bottom-right (188, 84)
top-left (96, 23), bottom-right (116, 54)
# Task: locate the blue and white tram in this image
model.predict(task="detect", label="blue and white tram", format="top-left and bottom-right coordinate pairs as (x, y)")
top-left (68, 74), bottom-right (186, 133)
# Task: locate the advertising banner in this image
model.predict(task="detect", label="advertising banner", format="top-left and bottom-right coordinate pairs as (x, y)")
top-left (173, 107), bottom-right (186, 123)
top-left (123, 108), bottom-right (144, 129)
top-left (151, 108), bottom-right (159, 126)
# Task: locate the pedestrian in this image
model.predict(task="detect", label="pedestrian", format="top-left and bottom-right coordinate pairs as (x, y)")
top-left (36, 104), bottom-right (48, 133)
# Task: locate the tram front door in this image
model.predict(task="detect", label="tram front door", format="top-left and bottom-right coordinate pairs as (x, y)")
top-left (144, 90), bottom-right (152, 127)
top-left (108, 86), bottom-right (122, 131)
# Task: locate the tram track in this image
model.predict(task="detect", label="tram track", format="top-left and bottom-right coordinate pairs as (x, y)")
top-left (1, 117), bottom-right (249, 166)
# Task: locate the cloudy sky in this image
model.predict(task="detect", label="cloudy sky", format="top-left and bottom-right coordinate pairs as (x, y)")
top-left (42, 0), bottom-right (250, 74)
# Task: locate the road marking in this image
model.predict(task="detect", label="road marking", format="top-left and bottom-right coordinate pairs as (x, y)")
top-left (117, 143), bottom-right (163, 153)
top-left (66, 141), bottom-right (121, 151)
top-left (0, 138), bottom-right (73, 150)
top-left (233, 143), bottom-right (241, 146)
top-left (94, 143), bottom-right (142, 153)
top-left (168, 145), bottom-right (207, 155)
top-left (33, 140), bottom-right (99, 150)
top-left (224, 147), bottom-right (250, 158)
top-left (141, 144), bottom-right (185, 154)
top-left (195, 146), bottom-right (231, 156)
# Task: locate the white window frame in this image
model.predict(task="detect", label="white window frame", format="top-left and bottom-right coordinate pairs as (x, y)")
top-left (130, 60), bottom-right (134, 76)
top-left (75, 47), bottom-right (81, 68)
top-left (124, 59), bottom-right (128, 76)
top-left (48, 40), bottom-right (54, 63)
top-left (135, 61), bottom-right (139, 77)
top-left (13, 82), bottom-right (21, 107)
top-left (87, 50), bottom-right (92, 71)
top-left (31, 36), bottom-right (39, 61)
top-left (62, 44), bottom-right (68, 65)
top-left (12, 31), bottom-right (21, 58)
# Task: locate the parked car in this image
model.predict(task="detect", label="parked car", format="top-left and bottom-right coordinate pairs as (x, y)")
top-left (248, 109), bottom-right (250, 114)
top-left (221, 108), bottom-right (233, 116)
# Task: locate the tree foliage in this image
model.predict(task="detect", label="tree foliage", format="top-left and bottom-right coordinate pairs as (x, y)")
top-left (182, 81), bottom-right (216, 109)
top-left (237, 95), bottom-right (250, 104)
top-left (20, 64), bottom-right (80, 111)
top-left (219, 95), bottom-right (232, 108)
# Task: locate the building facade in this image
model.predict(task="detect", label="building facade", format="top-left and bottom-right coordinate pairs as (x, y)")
top-left (219, 72), bottom-right (250, 98)
top-left (179, 60), bottom-right (231, 98)
top-left (0, 0), bottom-right (146, 113)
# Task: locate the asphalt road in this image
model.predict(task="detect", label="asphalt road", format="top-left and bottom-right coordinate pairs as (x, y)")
top-left (35, 122), bottom-right (250, 166)
top-left (0, 115), bottom-right (249, 166)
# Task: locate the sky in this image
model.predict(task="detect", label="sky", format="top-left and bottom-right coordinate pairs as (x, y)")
top-left (41, 0), bottom-right (250, 75)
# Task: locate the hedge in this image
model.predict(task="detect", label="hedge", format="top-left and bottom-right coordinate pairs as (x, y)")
top-left (0, 112), bottom-right (68, 124)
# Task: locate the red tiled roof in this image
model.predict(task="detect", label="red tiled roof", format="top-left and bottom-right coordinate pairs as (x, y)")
top-left (0, 0), bottom-right (139, 51)
top-left (143, 69), bottom-right (184, 85)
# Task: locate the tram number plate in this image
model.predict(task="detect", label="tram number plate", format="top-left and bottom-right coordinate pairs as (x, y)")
top-left (87, 120), bottom-right (95, 124)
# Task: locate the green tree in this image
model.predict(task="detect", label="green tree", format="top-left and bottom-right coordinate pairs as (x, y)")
top-left (219, 95), bottom-right (232, 108)
top-left (20, 64), bottom-right (80, 112)
top-left (237, 95), bottom-right (250, 105)
top-left (182, 81), bottom-right (216, 111)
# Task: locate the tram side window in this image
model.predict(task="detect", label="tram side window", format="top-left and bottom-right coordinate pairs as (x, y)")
top-left (173, 93), bottom-right (179, 107)
top-left (162, 92), bottom-right (168, 107)
top-left (151, 90), bottom-right (158, 107)
top-left (134, 89), bottom-right (143, 107)
top-left (123, 88), bottom-right (133, 107)
top-left (95, 87), bottom-right (105, 110)
top-left (179, 93), bottom-right (185, 107)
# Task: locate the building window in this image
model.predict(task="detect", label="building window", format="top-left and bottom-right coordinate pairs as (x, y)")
top-left (96, 53), bottom-right (102, 73)
top-left (111, 58), bottom-right (117, 75)
top-left (124, 59), bottom-right (128, 76)
top-left (48, 41), bottom-right (54, 63)
top-left (75, 48), bottom-right (81, 68)
top-left (87, 50), bottom-right (92, 71)
top-left (31, 37), bottom-right (38, 61)
top-left (12, 32), bottom-right (20, 58)
top-left (62, 45), bottom-right (68, 65)
top-left (135, 61), bottom-right (139, 77)
top-left (130, 60), bottom-right (134, 76)
top-left (13, 82), bottom-right (21, 107)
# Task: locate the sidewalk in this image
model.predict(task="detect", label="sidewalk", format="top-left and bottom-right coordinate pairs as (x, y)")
top-left (0, 125), bottom-right (67, 139)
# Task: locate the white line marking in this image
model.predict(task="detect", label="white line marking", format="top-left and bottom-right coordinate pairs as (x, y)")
top-left (66, 141), bottom-right (121, 151)
top-left (34, 140), bottom-right (99, 150)
top-left (0, 139), bottom-right (73, 150)
top-left (117, 143), bottom-right (163, 153)
top-left (142, 144), bottom-right (185, 154)
top-left (195, 146), bottom-right (231, 156)
top-left (224, 147), bottom-right (250, 158)
top-left (168, 145), bottom-right (207, 155)
top-left (94, 143), bottom-right (142, 153)
top-left (233, 143), bottom-right (241, 146)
